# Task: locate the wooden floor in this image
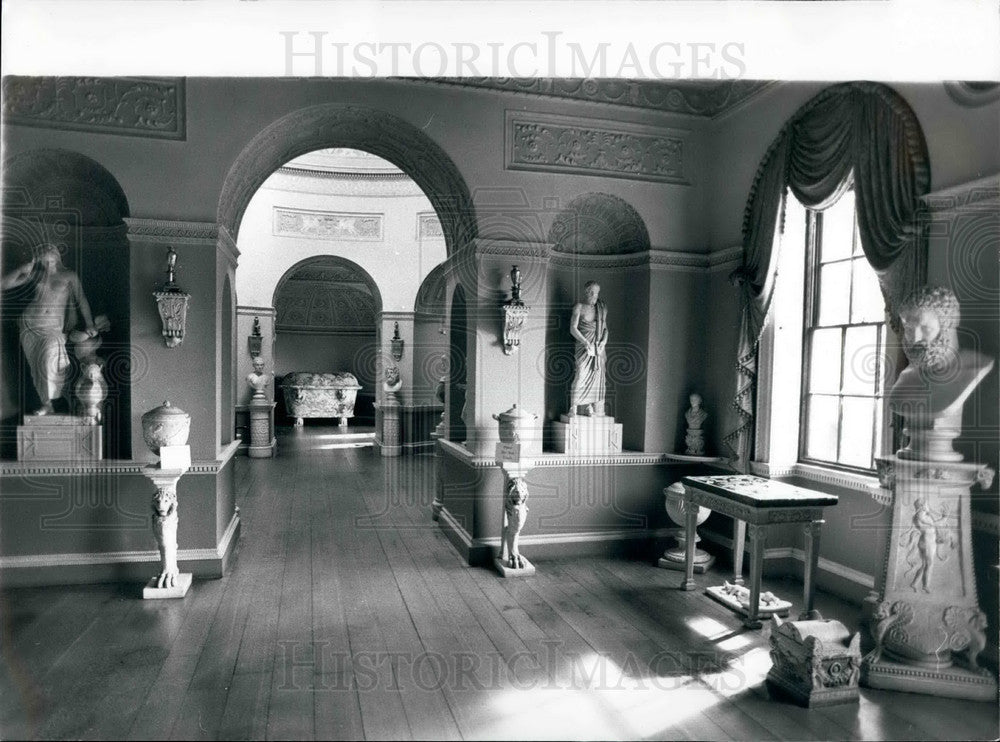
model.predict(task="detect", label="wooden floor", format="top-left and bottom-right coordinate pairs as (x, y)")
top-left (2, 435), bottom-right (997, 740)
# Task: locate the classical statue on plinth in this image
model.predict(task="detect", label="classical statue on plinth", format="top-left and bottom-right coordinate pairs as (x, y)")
top-left (684, 393), bottom-right (708, 455)
top-left (2, 244), bottom-right (101, 415)
top-left (862, 285), bottom-right (997, 701)
top-left (568, 280), bottom-right (608, 417)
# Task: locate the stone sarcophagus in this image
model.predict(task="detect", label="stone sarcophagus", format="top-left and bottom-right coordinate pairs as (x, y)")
top-left (767, 615), bottom-right (861, 707)
top-left (281, 372), bottom-right (362, 427)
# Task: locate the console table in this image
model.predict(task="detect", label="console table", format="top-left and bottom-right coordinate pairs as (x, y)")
top-left (679, 475), bottom-right (839, 628)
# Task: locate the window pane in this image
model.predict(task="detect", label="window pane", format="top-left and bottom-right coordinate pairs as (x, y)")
top-left (873, 397), bottom-right (885, 457)
top-left (877, 325), bottom-right (889, 394)
top-left (808, 328), bottom-right (842, 394)
top-left (805, 394), bottom-right (839, 461)
top-left (851, 258), bottom-right (885, 323)
top-left (842, 325), bottom-right (878, 395)
top-left (820, 190), bottom-right (856, 263)
top-left (839, 397), bottom-right (875, 468)
top-left (817, 262), bottom-right (851, 326)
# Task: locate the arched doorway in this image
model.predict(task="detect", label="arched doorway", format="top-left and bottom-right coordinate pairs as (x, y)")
top-left (217, 104), bottom-right (478, 256)
top-left (271, 256), bottom-right (382, 426)
top-left (0, 149), bottom-right (132, 458)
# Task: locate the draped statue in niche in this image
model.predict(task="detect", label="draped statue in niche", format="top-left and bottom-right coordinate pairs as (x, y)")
top-left (567, 280), bottom-right (608, 417)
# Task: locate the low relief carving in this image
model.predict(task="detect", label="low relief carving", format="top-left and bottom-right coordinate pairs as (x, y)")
top-left (3, 77), bottom-right (185, 139)
top-left (273, 208), bottom-right (383, 241)
top-left (508, 116), bottom-right (686, 184)
top-left (900, 498), bottom-right (955, 593)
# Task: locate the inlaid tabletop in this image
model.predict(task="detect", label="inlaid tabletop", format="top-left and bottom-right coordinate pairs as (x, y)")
top-left (681, 475), bottom-right (839, 508)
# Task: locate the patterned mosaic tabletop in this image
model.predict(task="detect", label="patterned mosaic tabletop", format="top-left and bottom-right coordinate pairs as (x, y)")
top-left (681, 475), bottom-right (839, 508)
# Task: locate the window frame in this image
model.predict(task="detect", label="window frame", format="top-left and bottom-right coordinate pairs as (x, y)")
top-left (797, 199), bottom-right (888, 475)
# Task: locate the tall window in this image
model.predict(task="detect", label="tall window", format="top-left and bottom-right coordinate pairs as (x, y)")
top-left (800, 188), bottom-right (887, 471)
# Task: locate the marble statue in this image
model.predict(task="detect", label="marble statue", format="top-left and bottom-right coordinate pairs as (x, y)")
top-left (889, 285), bottom-right (994, 459)
top-left (2, 244), bottom-right (99, 415)
top-left (500, 477), bottom-right (529, 570)
top-left (568, 280), bottom-right (608, 417)
top-left (684, 393), bottom-right (708, 455)
top-left (247, 355), bottom-right (271, 401)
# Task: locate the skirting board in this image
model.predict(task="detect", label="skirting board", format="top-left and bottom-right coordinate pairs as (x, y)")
top-left (436, 505), bottom-right (678, 567)
top-left (0, 511), bottom-right (241, 588)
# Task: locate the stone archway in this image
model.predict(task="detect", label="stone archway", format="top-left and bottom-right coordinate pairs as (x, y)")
top-left (218, 104), bottom-right (478, 256)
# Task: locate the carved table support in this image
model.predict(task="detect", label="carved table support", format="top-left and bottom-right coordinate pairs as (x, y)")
top-left (142, 463), bottom-right (192, 599)
top-left (494, 442), bottom-right (535, 577)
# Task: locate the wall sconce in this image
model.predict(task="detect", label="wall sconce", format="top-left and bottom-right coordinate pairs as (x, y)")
top-left (248, 315), bottom-right (263, 357)
top-left (153, 247), bottom-right (190, 348)
top-left (390, 321), bottom-right (405, 362)
top-left (502, 264), bottom-right (529, 355)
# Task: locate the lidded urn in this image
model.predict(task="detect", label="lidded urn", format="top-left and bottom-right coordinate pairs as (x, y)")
top-left (492, 403), bottom-right (538, 446)
top-left (141, 400), bottom-right (191, 454)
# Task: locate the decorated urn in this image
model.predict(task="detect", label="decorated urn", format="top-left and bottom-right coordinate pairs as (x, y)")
top-left (141, 400), bottom-right (191, 455)
top-left (492, 403), bottom-right (539, 448)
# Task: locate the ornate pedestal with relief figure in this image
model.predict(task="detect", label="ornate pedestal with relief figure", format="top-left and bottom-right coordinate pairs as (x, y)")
top-left (493, 404), bottom-right (539, 577)
top-left (860, 286), bottom-right (997, 701)
top-left (246, 355), bottom-right (276, 458)
top-left (140, 401), bottom-right (193, 599)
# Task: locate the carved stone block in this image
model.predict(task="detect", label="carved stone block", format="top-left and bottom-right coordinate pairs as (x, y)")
top-left (767, 615), bottom-right (861, 707)
top-left (552, 414), bottom-right (622, 455)
top-left (17, 415), bottom-right (102, 461)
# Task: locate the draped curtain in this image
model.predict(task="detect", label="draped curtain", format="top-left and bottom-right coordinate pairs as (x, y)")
top-left (723, 82), bottom-right (930, 469)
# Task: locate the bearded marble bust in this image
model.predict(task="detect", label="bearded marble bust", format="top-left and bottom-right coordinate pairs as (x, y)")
top-left (888, 285), bottom-right (994, 426)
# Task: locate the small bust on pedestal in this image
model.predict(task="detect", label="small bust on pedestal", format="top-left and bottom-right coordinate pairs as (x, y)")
top-left (684, 393), bottom-right (708, 456)
top-left (247, 355), bottom-right (271, 401)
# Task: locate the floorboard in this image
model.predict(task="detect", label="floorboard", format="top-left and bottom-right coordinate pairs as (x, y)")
top-left (2, 440), bottom-right (997, 741)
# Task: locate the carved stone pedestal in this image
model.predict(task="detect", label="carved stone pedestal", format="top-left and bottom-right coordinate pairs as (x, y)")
top-left (248, 400), bottom-right (276, 458)
top-left (17, 415), bottom-right (102, 461)
top-left (141, 461), bottom-right (192, 600)
top-left (494, 443), bottom-right (535, 577)
top-left (377, 396), bottom-right (402, 458)
top-left (552, 414), bottom-right (622, 455)
top-left (659, 482), bottom-right (715, 573)
top-left (861, 456), bottom-right (996, 701)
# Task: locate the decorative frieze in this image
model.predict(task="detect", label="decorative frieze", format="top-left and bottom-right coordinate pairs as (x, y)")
top-left (417, 211), bottom-right (445, 240)
top-left (3, 76), bottom-right (185, 140)
top-left (273, 207), bottom-right (383, 241)
top-left (506, 112), bottom-right (688, 185)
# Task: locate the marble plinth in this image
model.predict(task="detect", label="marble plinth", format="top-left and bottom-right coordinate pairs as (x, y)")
top-left (143, 572), bottom-right (192, 599)
top-left (494, 556), bottom-right (536, 578)
top-left (552, 414), bottom-right (622, 455)
top-left (248, 400), bottom-right (276, 458)
top-left (17, 415), bottom-right (102, 461)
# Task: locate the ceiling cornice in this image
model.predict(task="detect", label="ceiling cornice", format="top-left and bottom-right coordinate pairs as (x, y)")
top-left (409, 78), bottom-right (776, 119)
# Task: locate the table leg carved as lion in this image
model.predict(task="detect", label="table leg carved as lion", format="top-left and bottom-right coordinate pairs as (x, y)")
top-left (500, 477), bottom-right (529, 570)
top-left (151, 485), bottom-right (180, 589)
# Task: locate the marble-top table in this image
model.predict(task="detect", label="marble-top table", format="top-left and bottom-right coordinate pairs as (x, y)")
top-left (679, 475), bottom-right (839, 628)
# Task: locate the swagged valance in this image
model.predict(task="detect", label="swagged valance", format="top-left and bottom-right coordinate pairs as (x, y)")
top-left (724, 82), bottom-right (930, 466)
